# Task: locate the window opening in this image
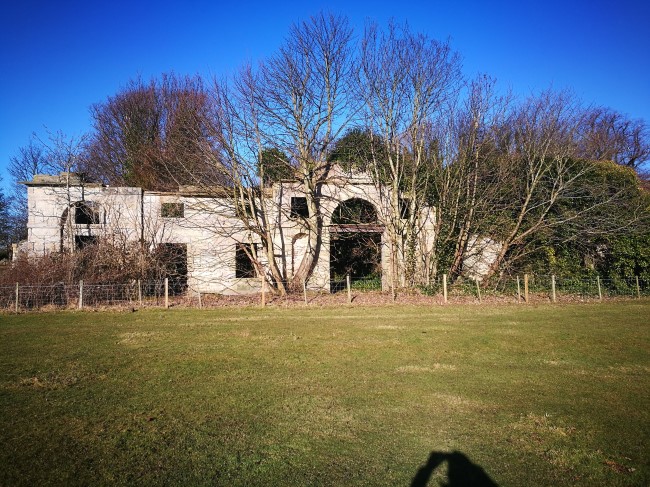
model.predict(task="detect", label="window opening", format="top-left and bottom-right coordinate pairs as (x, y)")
top-left (74, 202), bottom-right (100, 225)
top-left (161, 202), bottom-right (184, 218)
top-left (235, 198), bottom-right (258, 219)
top-left (331, 198), bottom-right (377, 225)
top-left (290, 197), bottom-right (309, 218)
top-left (235, 243), bottom-right (258, 278)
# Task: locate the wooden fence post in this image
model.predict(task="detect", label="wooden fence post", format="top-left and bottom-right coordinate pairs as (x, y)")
top-left (551, 275), bottom-right (556, 303)
top-left (524, 274), bottom-right (529, 303)
top-left (164, 278), bottom-right (169, 309)
top-left (197, 289), bottom-right (202, 309)
top-left (597, 275), bottom-right (602, 301)
top-left (303, 279), bottom-right (308, 305)
top-left (636, 276), bottom-right (641, 299)
top-left (516, 276), bottom-right (521, 303)
top-left (78, 280), bottom-right (83, 310)
top-left (443, 274), bottom-right (448, 304)
top-left (475, 278), bottom-right (482, 303)
top-left (261, 277), bottom-right (266, 307)
top-left (347, 274), bottom-right (352, 304)
top-left (137, 279), bottom-right (142, 307)
top-left (15, 282), bottom-right (19, 313)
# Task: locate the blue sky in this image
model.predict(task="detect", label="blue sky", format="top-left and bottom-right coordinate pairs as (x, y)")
top-left (1, 0), bottom-right (649, 190)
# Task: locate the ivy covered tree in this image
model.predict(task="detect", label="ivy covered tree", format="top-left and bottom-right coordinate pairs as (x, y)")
top-left (328, 128), bottom-right (387, 173)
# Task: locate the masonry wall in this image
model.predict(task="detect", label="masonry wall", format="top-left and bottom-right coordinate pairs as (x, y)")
top-left (23, 171), bottom-right (440, 294)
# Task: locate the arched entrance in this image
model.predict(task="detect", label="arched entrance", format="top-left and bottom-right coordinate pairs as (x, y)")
top-left (330, 198), bottom-right (383, 291)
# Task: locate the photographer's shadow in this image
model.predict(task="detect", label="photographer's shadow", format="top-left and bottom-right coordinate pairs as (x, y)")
top-left (411, 450), bottom-right (498, 487)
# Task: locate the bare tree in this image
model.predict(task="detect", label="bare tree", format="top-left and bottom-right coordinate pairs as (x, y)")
top-left (429, 75), bottom-right (511, 280)
top-left (358, 21), bottom-right (462, 291)
top-left (205, 12), bottom-right (358, 294)
top-left (578, 107), bottom-right (649, 170)
top-left (84, 73), bottom-right (223, 190)
top-left (0, 177), bottom-right (11, 258)
top-left (8, 135), bottom-right (62, 240)
top-left (421, 85), bottom-right (649, 285)
top-left (8, 137), bottom-right (51, 184)
top-left (477, 90), bottom-right (606, 283)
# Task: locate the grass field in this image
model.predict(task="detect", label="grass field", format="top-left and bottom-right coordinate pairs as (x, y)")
top-left (1, 301), bottom-right (649, 486)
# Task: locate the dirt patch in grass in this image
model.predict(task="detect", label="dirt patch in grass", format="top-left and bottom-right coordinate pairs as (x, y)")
top-left (15, 368), bottom-right (106, 390)
top-left (396, 364), bottom-right (457, 373)
top-left (117, 331), bottom-right (170, 345)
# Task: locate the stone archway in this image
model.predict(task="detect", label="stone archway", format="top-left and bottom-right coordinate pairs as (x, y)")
top-left (329, 198), bottom-right (383, 289)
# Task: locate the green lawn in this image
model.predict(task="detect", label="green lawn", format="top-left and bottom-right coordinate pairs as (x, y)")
top-left (1, 302), bottom-right (649, 486)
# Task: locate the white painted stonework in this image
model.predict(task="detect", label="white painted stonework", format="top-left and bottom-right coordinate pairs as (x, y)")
top-left (21, 170), bottom-right (442, 294)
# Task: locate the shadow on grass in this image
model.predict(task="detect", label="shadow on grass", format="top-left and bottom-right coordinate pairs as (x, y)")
top-left (411, 451), bottom-right (498, 487)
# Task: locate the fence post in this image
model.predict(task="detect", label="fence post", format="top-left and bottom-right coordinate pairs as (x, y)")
top-left (597, 275), bottom-right (602, 301)
top-left (443, 274), bottom-right (448, 304)
top-left (137, 279), bottom-right (142, 307)
top-left (303, 278), bottom-right (308, 305)
top-left (197, 289), bottom-right (202, 309)
top-left (15, 282), bottom-right (19, 313)
top-left (261, 277), bottom-right (266, 307)
top-left (475, 278), bottom-right (482, 303)
top-left (347, 274), bottom-right (352, 304)
top-left (551, 275), bottom-right (556, 303)
top-left (164, 278), bottom-right (169, 309)
top-left (524, 274), bottom-right (529, 303)
top-left (636, 276), bottom-right (641, 299)
top-left (78, 280), bottom-right (84, 310)
top-left (516, 276), bottom-right (521, 303)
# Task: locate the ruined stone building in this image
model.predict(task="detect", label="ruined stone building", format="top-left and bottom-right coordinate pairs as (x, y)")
top-left (20, 169), bottom-right (443, 294)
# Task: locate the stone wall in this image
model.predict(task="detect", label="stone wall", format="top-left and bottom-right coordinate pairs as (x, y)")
top-left (22, 171), bottom-right (440, 294)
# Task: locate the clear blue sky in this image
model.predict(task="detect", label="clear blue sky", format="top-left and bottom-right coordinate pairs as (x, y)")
top-left (1, 0), bottom-right (649, 190)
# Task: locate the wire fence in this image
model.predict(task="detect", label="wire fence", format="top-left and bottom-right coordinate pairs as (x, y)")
top-left (420, 275), bottom-right (648, 300)
top-left (0, 280), bottom-right (179, 311)
top-left (0, 274), bottom-right (647, 312)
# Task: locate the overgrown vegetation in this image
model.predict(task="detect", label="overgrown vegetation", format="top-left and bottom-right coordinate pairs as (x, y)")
top-left (0, 239), bottom-right (186, 287)
top-left (1, 303), bottom-right (648, 486)
top-left (5, 13), bottom-right (650, 292)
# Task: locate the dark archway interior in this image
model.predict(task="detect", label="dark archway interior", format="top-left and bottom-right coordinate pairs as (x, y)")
top-left (154, 243), bottom-right (188, 295)
top-left (330, 232), bottom-right (382, 279)
top-left (330, 198), bottom-right (382, 291)
top-left (331, 197), bottom-right (377, 225)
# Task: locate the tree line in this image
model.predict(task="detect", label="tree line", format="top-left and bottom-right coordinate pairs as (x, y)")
top-left (2, 13), bottom-right (649, 292)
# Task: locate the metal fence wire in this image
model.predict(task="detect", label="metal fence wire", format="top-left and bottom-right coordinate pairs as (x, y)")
top-left (0, 275), bottom-right (647, 312)
top-left (0, 280), bottom-right (167, 311)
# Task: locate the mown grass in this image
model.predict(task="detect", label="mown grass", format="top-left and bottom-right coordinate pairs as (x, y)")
top-left (1, 301), bottom-right (649, 486)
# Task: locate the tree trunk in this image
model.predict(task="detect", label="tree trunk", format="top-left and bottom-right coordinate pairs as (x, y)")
top-left (289, 178), bottom-right (322, 290)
